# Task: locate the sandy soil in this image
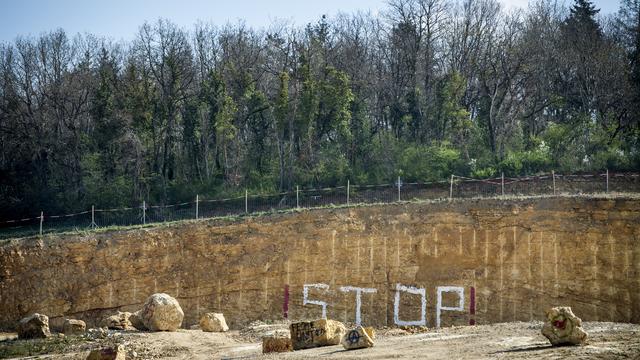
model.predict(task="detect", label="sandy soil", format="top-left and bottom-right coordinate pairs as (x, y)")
top-left (1, 321), bottom-right (639, 359)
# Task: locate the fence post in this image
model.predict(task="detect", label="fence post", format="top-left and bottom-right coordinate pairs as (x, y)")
top-left (91, 205), bottom-right (96, 230)
top-left (397, 176), bottom-right (401, 202)
top-left (142, 200), bottom-right (146, 225)
top-left (552, 171), bottom-right (556, 196)
top-left (606, 169), bottom-right (609, 192)
top-left (296, 186), bottom-right (299, 209)
top-left (195, 195), bottom-right (199, 220)
top-left (501, 172), bottom-right (505, 196)
top-left (449, 174), bottom-right (454, 200)
top-left (245, 189), bottom-right (248, 214)
top-left (347, 180), bottom-right (350, 206)
top-left (39, 211), bottom-right (43, 236)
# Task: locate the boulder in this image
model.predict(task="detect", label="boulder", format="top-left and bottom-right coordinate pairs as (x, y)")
top-left (199, 312), bottom-right (229, 332)
top-left (17, 313), bottom-right (51, 339)
top-left (262, 331), bottom-right (293, 353)
top-left (86, 345), bottom-right (126, 360)
top-left (341, 326), bottom-right (375, 350)
top-left (290, 319), bottom-right (346, 350)
top-left (541, 307), bottom-right (588, 346)
top-left (63, 319), bottom-right (86, 336)
top-left (129, 310), bottom-right (147, 331)
top-left (140, 293), bottom-right (184, 331)
top-left (101, 311), bottom-right (133, 330)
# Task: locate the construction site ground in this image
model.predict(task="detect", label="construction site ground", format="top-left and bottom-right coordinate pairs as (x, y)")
top-left (1, 321), bottom-right (639, 359)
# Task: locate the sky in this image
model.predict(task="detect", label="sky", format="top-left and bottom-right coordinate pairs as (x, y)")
top-left (0, 0), bottom-right (622, 43)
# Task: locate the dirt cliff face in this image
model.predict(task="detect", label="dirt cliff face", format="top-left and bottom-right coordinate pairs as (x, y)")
top-left (1, 196), bottom-right (639, 330)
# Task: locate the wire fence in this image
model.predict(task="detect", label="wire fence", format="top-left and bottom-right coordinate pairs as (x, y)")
top-left (1, 171), bottom-right (639, 240)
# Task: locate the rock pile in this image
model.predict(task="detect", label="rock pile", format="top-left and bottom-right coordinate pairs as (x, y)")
top-left (101, 311), bottom-right (134, 330)
top-left (17, 313), bottom-right (51, 339)
top-left (541, 307), bottom-right (588, 346)
top-left (85, 345), bottom-right (126, 360)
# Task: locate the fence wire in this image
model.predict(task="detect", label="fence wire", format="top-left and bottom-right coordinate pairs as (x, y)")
top-left (1, 171), bottom-right (638, 240)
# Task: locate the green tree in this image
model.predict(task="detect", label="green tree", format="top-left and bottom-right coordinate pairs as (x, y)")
top-left (274, 72), bottom-right (291, 190)
top-left (618, 0), bottom-right (640, 128)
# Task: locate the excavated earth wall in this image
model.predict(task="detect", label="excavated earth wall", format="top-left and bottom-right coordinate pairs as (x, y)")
top-left (1, 196), bottom-right (639, 330)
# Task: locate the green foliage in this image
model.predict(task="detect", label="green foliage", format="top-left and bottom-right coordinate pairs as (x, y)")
top-left (441, 72), bottom-right (471, 130)
top-left (584, 124), bottom-right (634, 171)
top-left (471, 166), bottom-right (497, 179)
top-left (303, 146), bottom-right (351, 187)
top-left (398, 142), bottom-right (463, 182)
top-left (1, 10), bottom-right (639, 224)
top-left (84, 175), bottom-right (135, 208)
top-left (275, 72), bottom-right (290, 133)
top-left (317, 66), bottom-right (354, 143)
top-left (498, 139), bottom-right (553, 176)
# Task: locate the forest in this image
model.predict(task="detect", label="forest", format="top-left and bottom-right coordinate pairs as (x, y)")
top-left (0, 0), bottom-right (639, 220)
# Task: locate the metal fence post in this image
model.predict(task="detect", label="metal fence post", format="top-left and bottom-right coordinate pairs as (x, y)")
top-left (397, 176), bottom-right (401, 202)
top-left (347, 180), bottom-right (350, 206)
top-left (142, 200), bottom-right (146, 225)
top-left (91, 205), bottom-right (96, 230)
top-left (552, 171), bottom-right (556, 195)
top-left (501, 172), bottom-right (505, 196)
top-left (606, 169), bottom-right (609, 192)
top-left (39, 211), bottom-right (43, 236)
top-left (245, 190), bottom-right (248, 214)
top-left (296, 186), bottom-right (300, 209)
top-left (195, 195), bottom-right (199, 219)
top-left (449, 175), bottom-right (454, 200)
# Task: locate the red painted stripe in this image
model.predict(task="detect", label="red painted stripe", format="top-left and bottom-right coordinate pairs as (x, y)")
top-left (470, 286), bottom-right (476, 325)
top-left (283, 284), bottom-right (289, 319)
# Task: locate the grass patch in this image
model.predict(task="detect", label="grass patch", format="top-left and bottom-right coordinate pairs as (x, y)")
top-left (2, 192), bottom-right (639, 243)
top-left (0, 335), bottom-right (87, 359)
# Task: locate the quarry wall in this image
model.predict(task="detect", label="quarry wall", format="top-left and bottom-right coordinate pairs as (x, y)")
top-left (1, 196), bottom-right (639, 330)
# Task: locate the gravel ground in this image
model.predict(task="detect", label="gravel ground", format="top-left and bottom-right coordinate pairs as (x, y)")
top-left (1, 321), bottom-right (639, 359)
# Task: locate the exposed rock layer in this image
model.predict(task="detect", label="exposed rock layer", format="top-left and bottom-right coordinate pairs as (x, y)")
top-left (1, 196), bottom-right (639, 329)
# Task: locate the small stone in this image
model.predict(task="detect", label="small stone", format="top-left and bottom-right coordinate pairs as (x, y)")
top-left (101, 311), bottom-right (134, 330)
top-left (17, 313), bottom-right (51, 339)
top-left (262, 331), bottom-right (293, 353)
top-left (129, 310), bottom-right (147, 331)
top-left (199, 313), bottom-right (229, 332)
top-left (290, 319), bottom-right (346, 350)
top-left (86, 345), bottom-right (126, 360)
top-left (139, 293), bottom-right (184, 331)
top-left (541, 307), bottom-right (588, 346)
top-left (87, 327), bottom-right (108, 339)
top-left (341, 326), bottom-right (375, 350)
top-left (63, 319), bottom-right (86, 336)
